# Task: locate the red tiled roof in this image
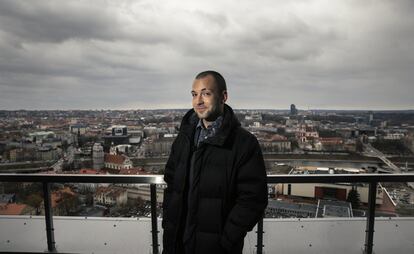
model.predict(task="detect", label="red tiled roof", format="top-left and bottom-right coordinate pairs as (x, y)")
top-left (269, 134), bottom-right (288, 141)
top-left (104, 154), bottom-right (126, 164)
top-left (258, 134), bottom-right (288, 142)
top-left (79, 168), bottom-right (99, 174)
top-left (0, 203), bottom-right (28, 215)
top-left (119, 167), bottom-right (147, 175)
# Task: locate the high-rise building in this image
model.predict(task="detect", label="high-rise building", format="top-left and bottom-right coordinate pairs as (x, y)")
top-left (290, 104), bottom-right (298, 116)
top-left (368, 111), bottom-right (374, 124)
top-left (103, 125), bottom-right (130, 150)
top-left (92, 143), bottom-right (104, 170)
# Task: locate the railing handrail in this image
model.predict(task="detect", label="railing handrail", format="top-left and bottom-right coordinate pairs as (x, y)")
top-left (1, 172), bottom-right (414, 254)
top-left (0, 173), bottom-right (165, 184)
top-left (1, 172), bottom-right (414, 184)
top-left (266, 173), bottom-right (414, 183)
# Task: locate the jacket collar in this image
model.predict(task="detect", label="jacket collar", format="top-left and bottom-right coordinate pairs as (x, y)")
top-left (179, 104), bottom-right (241, 147)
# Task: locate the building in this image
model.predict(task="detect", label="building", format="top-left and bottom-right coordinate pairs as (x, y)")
top-left (404, 129), bottom-right (414, 154)
top-left (266, 200), bottom-right (317, 218)
top-left (9, 148), bottom-right (36, 162)
top-left (36, 146), bottom-right (59, 161)
top-left (69, 124), bottom-right (88, 135)
top-left (94, 186), bottom-right (128, 206)
top-left (343, 139), bottom-right (357, 152)
top-left (126, 185), bottom-right (164, 202)
top-left (318, 137), bottom-right (344, 150)
top-left (0, 194), bottom-right (16, 203)
top-left (290, 104), bottom-right (298, 116)
top-left (28, 131), bottom-right (55, 144)
top-left (8, 144), bottom-right (59, 162)
top-left (295, 125), bottom-right (319, 143)
top-left (258, 134), bottom-right (291, 153)
top-left (285, 119), bottom-right (299, 127)
top-left (384, 133), bottom-right (405, 140)
top-left (142, 136), bottom-right (174, 157)
top-left (266, 199), bottom-right (353, 219)
top-left (92, 143), bottom-right (104, 170)
top-left (305, 127), bottom-right (319, 139)
top-left (103, 125), bottom-right (131, 149)
top-left (104, 154), bottom-right (133, 170)
top-left (368, 111), bottom-right (374, 124)
top-left (128, 128), bottom-right (143, 145)
top-left (41, 137), bottom-right (62, 149)
top-left (110, 144), bottom-right (133, 155)
top-left (245, 113), bottom-right (262, 121)
top-left (277, 168), bottom-right (384, 205)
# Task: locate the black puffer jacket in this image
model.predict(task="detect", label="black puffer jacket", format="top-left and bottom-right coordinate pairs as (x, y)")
top-left (162, 104), bottom-right (268, 254)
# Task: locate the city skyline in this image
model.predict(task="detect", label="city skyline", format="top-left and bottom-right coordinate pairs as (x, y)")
top-left (1, 0), bottom-right (414, 110)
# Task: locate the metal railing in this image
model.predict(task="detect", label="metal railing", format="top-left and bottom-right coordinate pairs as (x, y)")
top-left (1, 173), bottom-right (414, 254)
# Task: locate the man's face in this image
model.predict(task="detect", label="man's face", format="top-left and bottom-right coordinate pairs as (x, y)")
top-left (191, 75), bottom-right (226, 122)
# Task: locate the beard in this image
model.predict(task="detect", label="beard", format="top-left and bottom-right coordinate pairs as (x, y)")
top-left (195, 100), bottom-right (222, 122)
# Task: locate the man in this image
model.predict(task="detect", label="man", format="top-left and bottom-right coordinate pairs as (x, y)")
top-left (162, 71), bottom-right (268, 254)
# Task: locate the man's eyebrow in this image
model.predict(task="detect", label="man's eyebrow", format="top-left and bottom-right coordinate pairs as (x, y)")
top-left (191, 88), bottom-right (210, 93)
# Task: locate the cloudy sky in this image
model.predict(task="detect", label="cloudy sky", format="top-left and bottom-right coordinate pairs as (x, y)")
top-left (0, 0), bottom-right (413, 110)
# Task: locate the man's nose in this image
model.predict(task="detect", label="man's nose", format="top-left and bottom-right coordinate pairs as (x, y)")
top-left (195, 94), bottom-right (204, 105)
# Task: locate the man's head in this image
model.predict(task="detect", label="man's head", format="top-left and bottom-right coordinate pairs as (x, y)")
top-left (191, 71), bottom-right (228, 125)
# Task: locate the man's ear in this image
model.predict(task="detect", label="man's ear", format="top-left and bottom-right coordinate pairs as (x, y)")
top-left (222, 90), bottom-right (228, 104)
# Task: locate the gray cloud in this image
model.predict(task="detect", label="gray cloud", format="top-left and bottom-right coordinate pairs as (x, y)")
top-left (0, 0), bottom-right (413, 110)
top-left (0, 1), bottom-right (124, 43)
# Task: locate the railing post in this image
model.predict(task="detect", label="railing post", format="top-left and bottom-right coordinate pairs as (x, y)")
top-left (364, 181), bottom-right (377, 254)
top-left (42, 182), bottom-right (56, 252)
top-left (256, 215), bottom-right (264, 254)
top-left (150, 184), bottom-right (159, 254)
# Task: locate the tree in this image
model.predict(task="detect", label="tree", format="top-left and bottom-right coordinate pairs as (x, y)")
top-left (61, 140), bottom-right (69, 150)
top-left (276, 128), bottom-right (286, 135)
top-left (84, 193), bottom-right (94, 206)
top-left (291, 140), bottom-right (299, 150)
top-left (347, 189), bottom-right (361, 209)
top-left (26, 194), bottom-right (43, 215)
top-left (17, 183), bottom-right (43, 203)
top-left (356, 140), bottom-right (363, 153)
top-left (57, 192), bottom-right (79, 216)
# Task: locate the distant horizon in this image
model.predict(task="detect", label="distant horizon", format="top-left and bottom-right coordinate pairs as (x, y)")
top-left (1, 106), bottom-right (414, 112)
